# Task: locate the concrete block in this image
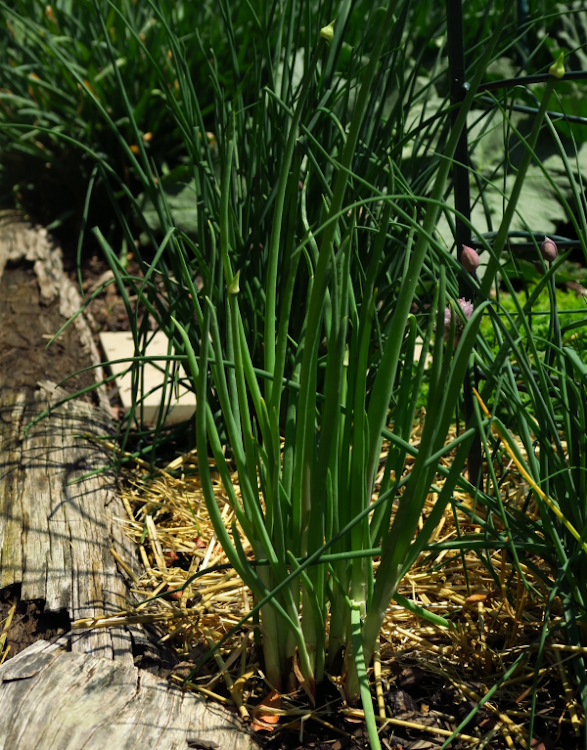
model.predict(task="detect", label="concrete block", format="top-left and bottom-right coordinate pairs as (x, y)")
top-left (99, 331), bottom-right (196, 424)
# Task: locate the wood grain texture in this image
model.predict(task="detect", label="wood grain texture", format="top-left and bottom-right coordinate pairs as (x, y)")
top-left (0, 642), bottom-right (258, 750)
top-left (0, 381), bottom-right (137, 661)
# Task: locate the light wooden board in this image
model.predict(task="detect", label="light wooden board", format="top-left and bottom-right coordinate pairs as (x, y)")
top-left (0, 641), bottom-right (257, 750)
top-left (99, 331), bottom-right (197, 425)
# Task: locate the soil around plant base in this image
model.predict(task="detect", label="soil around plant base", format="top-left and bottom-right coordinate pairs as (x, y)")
top-left (0, 263), bottom-right (97, 399)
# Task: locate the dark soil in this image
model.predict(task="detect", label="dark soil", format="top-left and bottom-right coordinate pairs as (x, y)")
top-left (62, 251), bottom-right (138, 334)
top-left (0, 584), bottom-right (70, 660)
top-left (168, 646), bottom-right (571, 750)
top-left (245, 655), bottom-right (566, 750)
top-left (0, 263), bottom-right (97, 399)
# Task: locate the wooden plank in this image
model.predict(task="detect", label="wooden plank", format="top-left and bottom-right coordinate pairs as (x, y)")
top-left (0, 642), bottom-right (259, 750)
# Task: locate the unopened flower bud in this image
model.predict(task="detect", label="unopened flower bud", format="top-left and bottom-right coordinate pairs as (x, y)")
top-left (549, 52), bottom-right (565, 80)
top-left (540, 237), bottom-right (558, 263)
top-left (320, 21), bottom-right (334, 42)
top-left (461, 245), bottom-right (480, 273)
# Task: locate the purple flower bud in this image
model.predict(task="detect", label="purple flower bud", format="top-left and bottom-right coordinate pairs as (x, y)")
top-left (461, 245), bottom-right (480, 273)
top-left (540, 237), bottom-right (558, 263)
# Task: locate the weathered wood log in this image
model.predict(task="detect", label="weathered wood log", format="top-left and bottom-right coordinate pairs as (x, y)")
top-left (0, 640), bottom-right (256, 750)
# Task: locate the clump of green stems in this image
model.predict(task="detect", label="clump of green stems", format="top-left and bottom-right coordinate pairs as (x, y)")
top-left (175, 35), bottom-right (587, 743)
top-left (11, 0), bottom-right (587, 744)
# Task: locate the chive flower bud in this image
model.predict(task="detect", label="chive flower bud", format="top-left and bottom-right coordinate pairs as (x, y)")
top-left (320, 21), bottom-right (334, 42)
top-left (458, 298), bottom-right (474, 320)
top-left (461, 245), bottom-right (480, 273)
top-left (540, 237), bottom-right (558, 263)
top-left (549, 52), bottom-right (565, 80)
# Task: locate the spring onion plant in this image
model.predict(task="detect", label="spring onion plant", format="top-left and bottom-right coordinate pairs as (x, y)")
top-left (163, 0), bottom-right (510, 726)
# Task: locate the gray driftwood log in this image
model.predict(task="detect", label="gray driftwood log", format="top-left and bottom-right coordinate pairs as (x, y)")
top-left (0, 640), bottom-right (254, 750)
top-left (0, 215), bottom-right (258, 750)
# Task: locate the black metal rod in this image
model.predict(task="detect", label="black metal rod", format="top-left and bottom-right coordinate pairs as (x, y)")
top-left (477, 96), bottom-right (587, 126)
top-left (478, 70), bottom-right (587, 93)
top-left (516, 0), bottom-right (529, 65)
top-left (446, 0), bottom-right (483, 489)
top-left (446, 0), bottom-right (472, 264)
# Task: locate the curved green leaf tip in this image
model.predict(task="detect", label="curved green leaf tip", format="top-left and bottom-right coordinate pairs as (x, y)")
top-left (228, 270), bottom-right (240, 295)
top-left (549, 52), bottom-right (565, 79)
top-left (320, 20), bottom-right (334, 42)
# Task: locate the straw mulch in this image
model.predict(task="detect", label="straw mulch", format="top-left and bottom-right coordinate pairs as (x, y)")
top-left (71, 434), bottom-right (586, 749)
